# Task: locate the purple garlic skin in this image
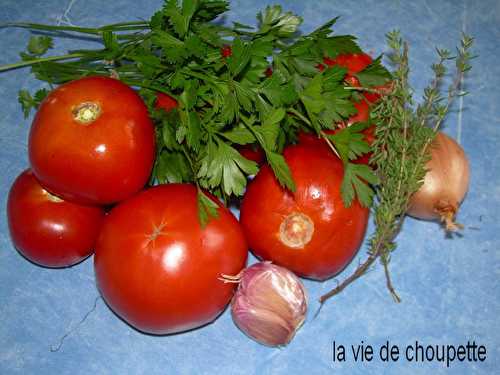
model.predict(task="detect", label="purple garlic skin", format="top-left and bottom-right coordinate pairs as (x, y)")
top-left (231, 261), bottom-right (308, 347)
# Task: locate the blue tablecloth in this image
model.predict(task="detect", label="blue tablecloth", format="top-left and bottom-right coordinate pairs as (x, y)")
top-left (1, 1), bottom-right (498, 374)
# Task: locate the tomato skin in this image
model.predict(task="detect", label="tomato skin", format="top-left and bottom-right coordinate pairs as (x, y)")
top-left (7, 170), bottom-right (105, 268)
top-left (29, 76), bottom-right (156, 205)
top-left (363, 81), bottom-right (393, 104)
top-left (344, 74), bottom-right (361, 87)
top-left (240, 144), bottom-right (369, 280)
top-left (345, 98), bottom-right (370, 127)
top-left (298, 125), bottom-right (375, 166)
top-left (155, 92), bottom-right (178, 112)
top-left (94, 183), bottom-right (248, 334)
top-left (221, 45), bottom-right (232, 58)
top-left (322, 53), bottom-right (392, 104)
top-left (237, 144), bottom-right (266, 165)
top-left (297, 98), bottom-right (370, 147)
top-left (297, 130), bottom-right (321, 147)
top-left (323, 53), bottom-right (373, 75)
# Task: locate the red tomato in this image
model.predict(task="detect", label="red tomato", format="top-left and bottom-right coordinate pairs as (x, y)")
top-left (237, 144), bottom-right (265, 165)
top-left (297, 98), bottom-right (370, 145)
top-left (221, 45), bottom-right (232, 58)
top-left (344, 74), bottom-right (361, 87)
top-left (240, 144), bottom-right (369, 280)
top-left (29, 76), bottom-right (156, 205)
top-left (363, 81), bottom-right (394, 104)
top-left (297, 131), bottom-right (321, 146)
top-left (7, 170), bottom-right (105, 268)
top-left (298, 127), bottom-right (375, 165)
top-left (321, 53), bottom-right (392, 105)
top-left (155, 92), bottom-right (178, 112)
top-left (94, 183), bottom-right (248, 334)
top-left (323, 53), bottom-right (373, 75)
top-left (345, 98), bottom-right (370, 127)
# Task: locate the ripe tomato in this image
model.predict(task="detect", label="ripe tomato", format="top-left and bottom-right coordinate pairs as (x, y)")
top-left (323, 53), bottom-right (373, 75)
top-left (344, 98), bottom-right (370, 127)
top-left (29, 76), bottom-right (156, 205)
top-left (363, 81), bottom-right (394, 104)
top-left (155, 92), bottom-right (178, 112)
top-left (344, 74), bottom-right (361, 87)
top-left (7, 169), bottom-right (105, 268)
top-left (94, 183), bottom-right (248, 334)
top-left (240, 144), bottom-right (369, 280)
top-left (298, 98), bottom-right (370, 145)
top-left (221, 45), bottom-right (232, 58)
top-left (237, 144), bottom-right (266, 165)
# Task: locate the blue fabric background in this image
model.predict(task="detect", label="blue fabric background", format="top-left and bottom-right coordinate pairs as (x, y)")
top-left (1, 0), bottom-right (498, 374)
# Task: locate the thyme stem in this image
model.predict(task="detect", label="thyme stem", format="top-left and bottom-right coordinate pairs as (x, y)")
top-left (320, 31), bottom-right (474, 305)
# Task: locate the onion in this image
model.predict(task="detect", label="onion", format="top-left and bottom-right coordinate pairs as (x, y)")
top-left (407, 131), bottom-right (470, 231)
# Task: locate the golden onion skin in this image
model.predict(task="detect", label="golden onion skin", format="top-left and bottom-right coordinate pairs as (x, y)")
top-left (407, 132), bottom-right (470, 227)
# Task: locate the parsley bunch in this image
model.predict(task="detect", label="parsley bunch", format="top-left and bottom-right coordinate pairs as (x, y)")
top-left (2, 0), bottom-right (391, 223)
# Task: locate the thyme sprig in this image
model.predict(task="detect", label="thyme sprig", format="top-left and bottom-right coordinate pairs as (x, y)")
top-left (320, 31), bottom-right (474, 305)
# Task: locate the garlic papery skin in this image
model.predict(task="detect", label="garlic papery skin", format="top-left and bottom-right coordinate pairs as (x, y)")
top-left (230, 262), bottom-right (308, 347)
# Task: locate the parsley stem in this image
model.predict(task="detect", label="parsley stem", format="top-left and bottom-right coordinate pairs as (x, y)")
top-left (287, 108), bottom-right (312, 127)
top-left (120, 79), bottom-right (176, 95)
top-left (4, 21), bottom-right (149, 35)
top-left (182, 69), bottom-right (215, 83)
top-left (320, 132), bottom-right (341, 159)
top-left (0, 53), bottom-right (85, 72)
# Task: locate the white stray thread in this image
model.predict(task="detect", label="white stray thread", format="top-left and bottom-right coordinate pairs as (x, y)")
top-left (56, 0), bottom-right (77, 26)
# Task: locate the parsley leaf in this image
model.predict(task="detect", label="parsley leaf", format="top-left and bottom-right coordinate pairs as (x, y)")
top-left (26, 36), bottom-right (53, 57)
top-left (257, 5), bottom-right (302, 37)
top-left (355, 55), bottom-right (392, 86)
top-left (254, 118), bottom-right (281, 151)
top-left (221, 125), bottom-right (256, 145)
top-left (197, 189), bottom-right (219, 228)
top-left (18, 88), bottom-right (48, 118)
top-left (325, 122), bottom-right (371, 162)
top-left (198, 140), bottom-right (259, 196)
top-left (156, 150), bottom-right (194, 183)
top-left (267, 151), bottom-right (296, 192)
top-left (318, 35), bottom-right (362, 58)
top-left (227, 38), bottom-right (252, 78)
top-left (340, 162), bottom-right (379, 207)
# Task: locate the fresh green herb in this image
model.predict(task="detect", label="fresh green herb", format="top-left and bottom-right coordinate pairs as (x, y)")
top-left (323, 122), bottom-right (379, 207)
top-left (23, 36), bottom-right (53, 59)
top-left (1, 0), bottom-right (391, 220)
top-left (18, 88), bottom-right (48, 118)
top-left (197, 188), bottom-right (220, 227)
top-left (320, 31), bottom-right (474, 305)
top-left (354, 55), bottom-right (392, 87)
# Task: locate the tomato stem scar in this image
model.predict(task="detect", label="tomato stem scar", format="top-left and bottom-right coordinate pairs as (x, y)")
top-left (72, 102), bottom-right (101, 124)
top-left (279, 212), bottom-right (314, 248)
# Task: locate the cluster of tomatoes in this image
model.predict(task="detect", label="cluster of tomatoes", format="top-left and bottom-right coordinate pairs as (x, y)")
top-left (7, 52), bottom-right (383, 336)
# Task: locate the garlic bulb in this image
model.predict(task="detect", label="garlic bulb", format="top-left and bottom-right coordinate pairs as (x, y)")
top-left (229, 262), bottom-right (308, 347)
